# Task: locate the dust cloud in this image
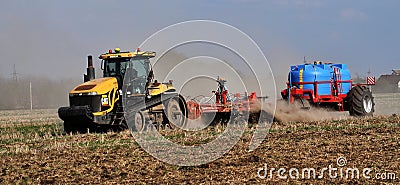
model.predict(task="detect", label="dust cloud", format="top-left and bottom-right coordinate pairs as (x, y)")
top-left (273, 101), bottom-right (349, 122)
top-left (250, 100), bottom-right (349, 123)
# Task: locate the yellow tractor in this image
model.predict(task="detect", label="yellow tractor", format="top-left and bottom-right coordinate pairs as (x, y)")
top-left (58, 48), bottom-right (187, 133)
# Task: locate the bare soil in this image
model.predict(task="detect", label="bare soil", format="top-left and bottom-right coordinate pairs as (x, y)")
top-left (0, 110), bottom-right (399, 184)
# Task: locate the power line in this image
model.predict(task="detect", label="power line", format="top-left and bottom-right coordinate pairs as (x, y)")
top-left (11, 64), bottom-right (18, 82)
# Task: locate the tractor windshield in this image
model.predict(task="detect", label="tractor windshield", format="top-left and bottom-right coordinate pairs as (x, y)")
top-left (103, 57), bottom-right (151, 94)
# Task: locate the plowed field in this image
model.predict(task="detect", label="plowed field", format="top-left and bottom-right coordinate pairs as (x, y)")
top-left (1, 108), bottom-right (399, 184)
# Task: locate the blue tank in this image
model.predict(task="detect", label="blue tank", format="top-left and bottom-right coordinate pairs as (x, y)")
top-left (289, 63), bottom-right (352, 95)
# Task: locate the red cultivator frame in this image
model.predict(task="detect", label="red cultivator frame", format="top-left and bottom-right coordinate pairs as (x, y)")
top-left (186, 77), bottom-right (264, 125)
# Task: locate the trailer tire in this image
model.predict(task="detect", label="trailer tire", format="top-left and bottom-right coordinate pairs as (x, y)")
top-left (347, 86), bottom-right (374, 116)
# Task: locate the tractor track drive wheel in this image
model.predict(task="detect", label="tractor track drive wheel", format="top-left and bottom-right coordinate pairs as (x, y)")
top-left (347, 86), bottom-right (375, 116)
top-left (134, 111), bottom-right (148, 132)
top-left (165, 96), bottom-right (187, 129)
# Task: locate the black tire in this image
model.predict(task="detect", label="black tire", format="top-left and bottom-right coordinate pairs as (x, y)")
top-left (347, 86), bottom-right (374, 116)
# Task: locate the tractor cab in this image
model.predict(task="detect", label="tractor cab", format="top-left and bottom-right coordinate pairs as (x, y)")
top-left (99, 48), bottom-right (155, 93)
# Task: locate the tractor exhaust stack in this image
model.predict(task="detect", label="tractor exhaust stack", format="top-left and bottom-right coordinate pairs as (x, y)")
top-left (84, 55), bottom-right (95, 82)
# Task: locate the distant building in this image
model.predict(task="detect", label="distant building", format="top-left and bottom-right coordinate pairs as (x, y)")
top-left (393, 69), bottom-right (400, 75)
top-left (374, 69), bottom-right (400, 93)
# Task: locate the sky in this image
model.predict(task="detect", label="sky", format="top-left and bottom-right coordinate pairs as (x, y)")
top-left (0, 0), bottom-right (399, 83)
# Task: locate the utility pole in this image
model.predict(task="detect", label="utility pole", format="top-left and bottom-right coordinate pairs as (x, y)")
top-left (30, 81), bottom-right (33, 111)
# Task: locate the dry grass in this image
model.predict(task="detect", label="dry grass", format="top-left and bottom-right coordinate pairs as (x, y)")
top-left (0, 109), bottom-right (399, 184)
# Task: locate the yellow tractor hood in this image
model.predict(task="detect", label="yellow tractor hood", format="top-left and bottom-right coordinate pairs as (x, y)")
top-left (70, 77), bottom-right (118, 95)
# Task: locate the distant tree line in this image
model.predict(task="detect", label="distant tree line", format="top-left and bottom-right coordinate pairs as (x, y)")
top-left (0, 76), bottom-right (79, 110)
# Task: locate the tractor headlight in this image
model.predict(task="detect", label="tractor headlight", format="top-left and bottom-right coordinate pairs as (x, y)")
top-left (87, 92), bottom-right (98, 95)
top-left (69, 91), bottom-right (98, 97)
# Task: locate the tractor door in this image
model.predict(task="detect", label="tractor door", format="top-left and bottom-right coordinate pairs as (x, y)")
top-left (125, 58), bottom-right (151, 95)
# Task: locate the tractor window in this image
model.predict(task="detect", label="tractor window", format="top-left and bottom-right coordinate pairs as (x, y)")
top-left (104, 61), bottom-right (117, 77)
top-left (103, 58), bottom-right (130, 78)
top-left (131, 59), bottom-right (149, 78)
top-left (126, 58), bottom-right (150, 94)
